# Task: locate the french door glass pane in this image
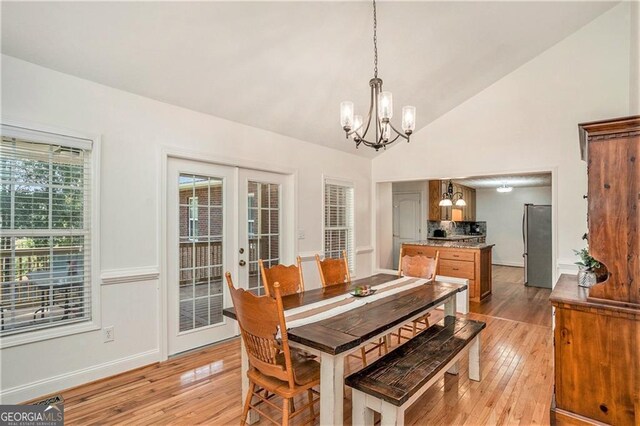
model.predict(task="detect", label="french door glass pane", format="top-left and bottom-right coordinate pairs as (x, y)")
top-left (247, 181), bottom-right (280, 296)
top-left (178, 174), bottom-right (224, 332)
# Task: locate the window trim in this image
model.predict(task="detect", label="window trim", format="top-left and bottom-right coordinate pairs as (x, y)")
top-left (322, 176), bottom-right (355, 276)
top-left (0, 121), bottom-right (101, 349)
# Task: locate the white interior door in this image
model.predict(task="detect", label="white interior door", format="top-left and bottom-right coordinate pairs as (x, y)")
top-left (237, 169), bottom-right (293, 296)
top-left (392, 192), bottom-right (422, 268)
top-left (167, 158), bottom-right (237, 355)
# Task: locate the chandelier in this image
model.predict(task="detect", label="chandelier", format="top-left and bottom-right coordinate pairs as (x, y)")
top-left (439, 180), bottom-right (467, 207)
top-left (339, 0), bottom-right (416, 151)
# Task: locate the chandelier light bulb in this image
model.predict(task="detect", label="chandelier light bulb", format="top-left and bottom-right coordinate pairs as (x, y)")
top-left (402, 106), bottom-right (416, 133)
top-left (439, 198), bottom-right (453, 207)
top-left (455, 198), bottom-right (467, 207)
top-left (340, 101), bottom-right (354, 130)
top-left (353, 115), bottom-right (363, 138)
top-left (382, 122), bottom-right (391, 141)
top-left (378, 91), bottom-right (393, 120)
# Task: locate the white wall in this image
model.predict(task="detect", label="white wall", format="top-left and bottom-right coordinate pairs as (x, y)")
top-left (0, 55), bottom-right (373, 403)
top-left (476, 186), bottom-right (552, 267)
top-left (372, 4), bottom-right (633, 280)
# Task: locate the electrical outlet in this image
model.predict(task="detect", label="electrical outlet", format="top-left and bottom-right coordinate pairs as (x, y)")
top-left (104, 326), bottom-right (114, 342)
top-left (298, 230), bottom-right (305, 239)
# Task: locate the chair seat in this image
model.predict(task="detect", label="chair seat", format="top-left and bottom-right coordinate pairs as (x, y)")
top-left (248, 356), bottom-right (320, 398)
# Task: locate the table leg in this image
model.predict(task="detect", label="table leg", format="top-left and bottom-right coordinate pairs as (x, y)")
top-left (444, 295), bottom-right (459, 374)
top-left (469, 335), bottom-right (481, 381)
top-left (240, 339), bottom-right (259, 424)
top-left (444, 294), bottom-right (457, 317)
top-left (320, 352), bottom-right (344, 426)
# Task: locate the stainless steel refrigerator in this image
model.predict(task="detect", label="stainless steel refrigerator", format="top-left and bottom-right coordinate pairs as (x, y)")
top-left (523, 204), bottom-right (552, 288)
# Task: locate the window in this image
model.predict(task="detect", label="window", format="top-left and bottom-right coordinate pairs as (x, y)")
top-left (324, 179), bottom-right (354, 273)
top-left (0, 127), bottom-right (94, 338)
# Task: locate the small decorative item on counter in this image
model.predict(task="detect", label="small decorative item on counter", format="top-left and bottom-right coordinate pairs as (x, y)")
top-left (574, 247), bottom-right (600, 288)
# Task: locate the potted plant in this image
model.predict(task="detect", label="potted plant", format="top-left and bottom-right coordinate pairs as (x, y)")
top-left (574, 247), bottom-right (600, 288)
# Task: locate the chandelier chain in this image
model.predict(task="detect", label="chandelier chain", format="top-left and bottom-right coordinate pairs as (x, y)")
top-left (373, 0), bottom-right (378, 78)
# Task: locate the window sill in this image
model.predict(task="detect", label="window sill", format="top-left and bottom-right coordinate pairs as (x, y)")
top-left (0, 320), bottom-right (100, 349)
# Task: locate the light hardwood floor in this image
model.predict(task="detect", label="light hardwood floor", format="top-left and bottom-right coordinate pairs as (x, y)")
top-left (47, 265), bottom-right (554, 425)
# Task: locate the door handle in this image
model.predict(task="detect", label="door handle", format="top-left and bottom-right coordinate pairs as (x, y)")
top-left (239, 260), bottom-right (246, 266)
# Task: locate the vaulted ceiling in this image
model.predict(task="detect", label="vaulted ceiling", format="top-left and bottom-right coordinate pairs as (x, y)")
top-left (1, 1), bottom-right (616, 158)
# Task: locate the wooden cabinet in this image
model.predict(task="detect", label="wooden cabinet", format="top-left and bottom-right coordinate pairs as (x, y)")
top-left (550, 116), bottom-right (639, 425)
top-left (402, 243), bottom-right (492, 302)
top-left (428, 180), bottom-right (476, 221)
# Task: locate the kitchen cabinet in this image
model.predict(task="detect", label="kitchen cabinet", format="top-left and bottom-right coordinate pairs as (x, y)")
top-left (550, 116), bottom-right (639, 425)
top-left (428, 180), bottom-right (476, 221)
top-left (402, 243), bottom-right (492, 302)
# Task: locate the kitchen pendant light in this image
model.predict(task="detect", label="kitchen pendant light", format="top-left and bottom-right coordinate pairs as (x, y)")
top-left (497, 184), bottom-right (513, 193)
top-left (439, 180), bottom-right (466, 207)
top-left (340, 0), bottom-right (415, 151)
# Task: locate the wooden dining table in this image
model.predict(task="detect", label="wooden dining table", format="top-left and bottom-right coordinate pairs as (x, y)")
top-left (222, 273), bottom-right (467, 425)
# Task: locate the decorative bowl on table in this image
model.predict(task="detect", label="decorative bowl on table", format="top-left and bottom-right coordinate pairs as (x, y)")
top-left (351, 285), bottom-right (376, 297)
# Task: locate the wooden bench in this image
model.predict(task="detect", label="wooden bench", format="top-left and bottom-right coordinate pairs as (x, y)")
top-left (345, 317), bottom-right (486, 426)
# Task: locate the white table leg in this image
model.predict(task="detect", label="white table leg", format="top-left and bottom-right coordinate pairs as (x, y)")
top-left (352, 389), bottom-right (374, 426)
top-left (320, 352), bottom-right (344, 426)
top-left (469, 335), bottom-right (481, 381)
top-left (380, 401), bottom-right (404, 426)
top-left (240, 339), bottom-right (259, 424)
top-left (444, 295), bottom-right (457, 318)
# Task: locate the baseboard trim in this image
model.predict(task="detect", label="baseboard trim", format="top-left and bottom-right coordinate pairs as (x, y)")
top-left (493, 261), bottom-right (524, 268)
top-left (0, 349), bottom-right (160, 404)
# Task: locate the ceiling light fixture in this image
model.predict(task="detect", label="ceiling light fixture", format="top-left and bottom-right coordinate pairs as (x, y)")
top-left (497, 184), bottom-right (513, 193)
top-left (439, 180), bottom-right (466, 207)
top-left (339, 0), bottom-right (416, 151)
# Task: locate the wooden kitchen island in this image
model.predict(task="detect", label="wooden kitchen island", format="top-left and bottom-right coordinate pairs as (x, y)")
top-left (402, 241), bottom-right (493, 302)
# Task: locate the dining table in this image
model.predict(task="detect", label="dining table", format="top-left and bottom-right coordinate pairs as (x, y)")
top-left (222, 272), bottom-right (467, 425)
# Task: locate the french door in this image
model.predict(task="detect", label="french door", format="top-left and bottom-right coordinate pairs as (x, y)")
top-left (167, 158), bottom-right (291, 355)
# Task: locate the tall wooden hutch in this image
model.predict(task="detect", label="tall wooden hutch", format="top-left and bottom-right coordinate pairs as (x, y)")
top-left (550, 116), bottom-right (639, 424)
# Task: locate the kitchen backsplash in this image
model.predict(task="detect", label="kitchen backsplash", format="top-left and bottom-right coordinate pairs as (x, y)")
top-left (427, 220), bottom-right (486, 237)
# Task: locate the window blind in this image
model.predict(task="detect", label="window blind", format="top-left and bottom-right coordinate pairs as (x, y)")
top-left (324, 181), bottom-right (355, 273)
top-left (0, 133), bottom-right (93, 337)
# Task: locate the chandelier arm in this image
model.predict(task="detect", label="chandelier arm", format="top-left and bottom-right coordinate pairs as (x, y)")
top-left (386, 121), bottom-right (410, 141)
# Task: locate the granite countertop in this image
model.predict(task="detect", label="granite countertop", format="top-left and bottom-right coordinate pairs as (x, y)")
top-left (428, 234), bottom-right (486, 241)
top-left (405, 239), bottom-right (494, 249)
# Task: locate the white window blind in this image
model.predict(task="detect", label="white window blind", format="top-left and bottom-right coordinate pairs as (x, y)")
top-left (324, 180), bottom-right (355, 273)
top-left (0, 133), bottom-right (93, 337)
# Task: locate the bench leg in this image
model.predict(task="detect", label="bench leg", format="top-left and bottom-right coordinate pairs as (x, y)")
top-left (469, 335), bottom-right (481, 381)
top-left (352, 390), bottom-right (374, 426)
top-left (380, 401), bottom-right (404, 426)
top-left (447, 361), bottom-right (460, 375)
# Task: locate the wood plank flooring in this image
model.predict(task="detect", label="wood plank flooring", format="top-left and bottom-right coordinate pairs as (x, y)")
top-left (50, 265), bottom-right (554, 425)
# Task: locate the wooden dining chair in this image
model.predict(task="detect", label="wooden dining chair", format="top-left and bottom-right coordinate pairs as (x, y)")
top-left (315, 250), bottom-right (388, 368)
top-left (315, 250), bottom-right (351, 287)
top-left (395, 249), bottom-right (440, 343)
top-left (225, 272), bottom-right (320, 426)
top-left (259, 257), bottom-right (304, 297)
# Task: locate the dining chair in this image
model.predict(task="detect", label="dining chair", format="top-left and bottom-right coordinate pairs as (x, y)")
top-left (395, 249), bottom-right (440, 343)
top-left (315, 250), bottom-right (351, 287)
top-left (315, 250), bottom-right (388, 368)
top-left (259, 257), bottom-right (304, 297)
top-left (225, 272), bottom-right (320, 426)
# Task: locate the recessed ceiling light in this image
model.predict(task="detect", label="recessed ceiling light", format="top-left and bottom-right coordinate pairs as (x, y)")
top-left (497, 184), bottom-right (513, 193)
